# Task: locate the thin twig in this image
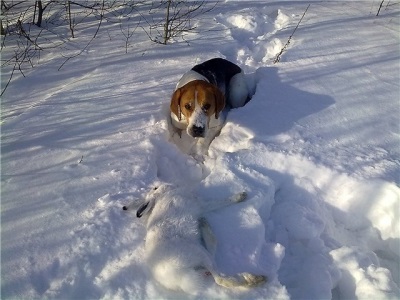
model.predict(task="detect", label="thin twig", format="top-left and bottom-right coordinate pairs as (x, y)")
top-left (1, 59), bottom-right (18, 97)
top-left (274, 4), bottom-right (310, 64)
top-left (376, 0), bottom-right (385, 16)
top-left (58, 0), bottom-right (105, 70)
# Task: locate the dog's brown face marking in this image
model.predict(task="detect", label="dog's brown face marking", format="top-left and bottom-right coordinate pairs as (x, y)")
top-left (180, 81), bottom-right (218, 124)
top-left (170, 80), bottom-right (225, 124)
top-left (170, 80), bottom-right (225, 138)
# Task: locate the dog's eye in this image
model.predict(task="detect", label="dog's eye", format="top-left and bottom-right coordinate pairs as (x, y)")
top-left (184, 103), bottom-right (192, 110)
top-left (202, 104), bottom-right (211, 111)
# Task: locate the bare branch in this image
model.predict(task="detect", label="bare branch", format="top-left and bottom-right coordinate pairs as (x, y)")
top-left (274, 4), bottom-right (310, 64)
top-left (376, 0), bottom-right (385, 16)
top-left (1, 57), bottom-right (18, 97)
top-left (58, 0), bottom-right (105, 70)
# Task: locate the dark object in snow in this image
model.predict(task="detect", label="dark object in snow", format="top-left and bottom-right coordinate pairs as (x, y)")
top-left (136, 202), bottom-right (149, 218)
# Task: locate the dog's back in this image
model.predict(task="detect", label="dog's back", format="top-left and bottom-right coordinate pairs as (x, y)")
top-left (191, 58), bottom-right (243, 104)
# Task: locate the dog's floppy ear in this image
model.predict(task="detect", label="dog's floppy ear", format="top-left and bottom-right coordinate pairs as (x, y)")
top-left (136, 201), bottom-right (150, 218)
top-left (137, 200), bottom-right (155, 218)
top-left (137, 186), bottom-right (158, 218)
top-left (212, 86), bottom-right (225, 119)
top-left (170, 88), bottom-right (182, 121)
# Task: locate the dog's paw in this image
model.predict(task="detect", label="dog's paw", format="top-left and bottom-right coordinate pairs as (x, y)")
top-left (192, 153), bottom-right (205, 163)
top-left (232, 191), bottom-right (247, 203)
top-left (241, 272), bottom-right (267, 287)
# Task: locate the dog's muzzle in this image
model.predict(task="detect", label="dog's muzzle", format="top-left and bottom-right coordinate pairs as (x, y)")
top-left (189, 125), bottom-right (205, 138)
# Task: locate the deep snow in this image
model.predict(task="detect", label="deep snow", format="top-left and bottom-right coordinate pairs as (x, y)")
top-left (1, 1), bottom-right (399, 299)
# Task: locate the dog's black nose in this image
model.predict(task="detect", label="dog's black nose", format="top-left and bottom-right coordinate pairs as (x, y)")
top-left (190, 125), bottom-right (205, 137)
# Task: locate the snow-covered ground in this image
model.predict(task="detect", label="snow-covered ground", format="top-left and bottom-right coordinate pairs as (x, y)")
top-left (1, 1), bottom-right (399, 299)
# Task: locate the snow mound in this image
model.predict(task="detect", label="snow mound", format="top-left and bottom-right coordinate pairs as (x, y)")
top-left (263, 38), bottom-right (284, 62)
top-left (332, 246), bottom-right (400, 299)
top-left (226, 15), bottom-right (261, 33)
top-left (274, 9), bottom-right (290, 30)
top-left (217, 9), bottom-right (290, 67)
top-left (1, 1), bottom-right (399, 299)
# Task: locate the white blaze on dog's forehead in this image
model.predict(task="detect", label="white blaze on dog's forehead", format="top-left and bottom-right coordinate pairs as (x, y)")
top-left (193, 89), bottom-right (204, 127)
top-left (190, 100), bottom-right (207, 128)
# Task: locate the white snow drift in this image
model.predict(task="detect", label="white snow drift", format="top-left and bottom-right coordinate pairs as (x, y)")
top-left (1, 1), bottom-right (399, 299)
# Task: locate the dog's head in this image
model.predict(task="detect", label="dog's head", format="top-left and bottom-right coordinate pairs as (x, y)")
top-left (136, 186), bottom-right (159, 218)
top-left (135, 184), bottom-right (174, 218)
top-left (170, 80), bottom-right (225, 138)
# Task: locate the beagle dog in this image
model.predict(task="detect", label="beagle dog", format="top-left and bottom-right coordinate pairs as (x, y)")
top-left (169, 58), bottom-right (249, 157)
top-left (127, 184), bottom-right (266, 294)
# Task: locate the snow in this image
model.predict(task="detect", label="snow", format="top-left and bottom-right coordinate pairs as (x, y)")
top-left (1, 1), bottom-right (399, 299)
